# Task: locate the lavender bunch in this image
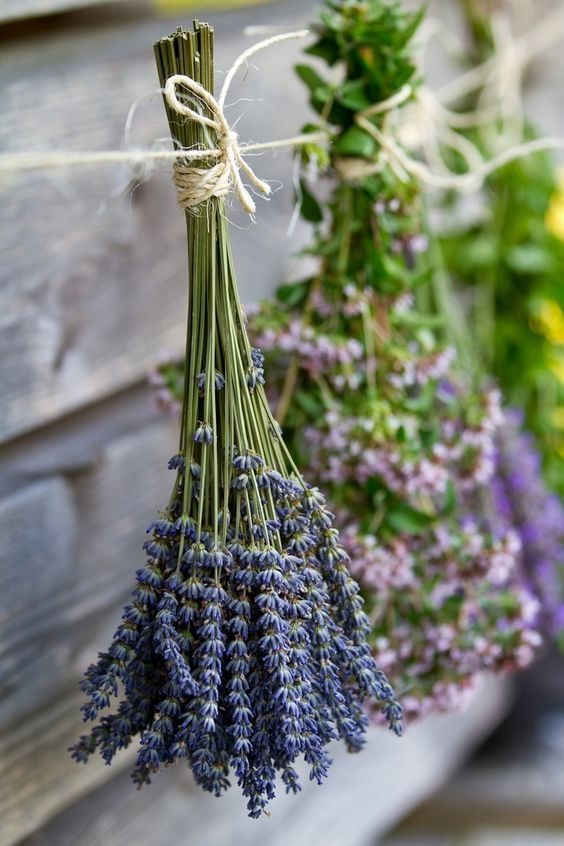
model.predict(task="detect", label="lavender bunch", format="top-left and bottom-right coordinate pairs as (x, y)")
top-left (492, 408), bottom-right (564, 637)
top-left (71, 23), bottom-right (401, 818)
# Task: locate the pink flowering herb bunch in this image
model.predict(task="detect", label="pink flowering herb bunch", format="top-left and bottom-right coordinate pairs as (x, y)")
top-left (250, 293), bottom-right (541, 721)
top-left (152, 0), bottom-right (545, 720)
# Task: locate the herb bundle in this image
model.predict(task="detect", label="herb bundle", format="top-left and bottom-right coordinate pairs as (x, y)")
top-left (431, 0), bottom-right (564, 636)
top-left (71, 22), bottom-right (401, 818)
top-left (154, 1), bottom-right (544, 719)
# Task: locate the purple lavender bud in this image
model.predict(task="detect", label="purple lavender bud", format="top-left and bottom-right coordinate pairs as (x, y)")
top-left (233, 452), bottom-right (264, 471)
top-left (193, 422), bottom-right (214, 445)
top-left (168, 453), bottom-right (185, 471)
top-left (250, 347), bottom-right (265, 368)
top-left (247, 366), bottom-right (265, 393)
top-left (231, 474), bottom-right (250, 490)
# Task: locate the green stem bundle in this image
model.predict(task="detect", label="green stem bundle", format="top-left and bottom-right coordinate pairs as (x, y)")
top-left (70, 21), bottom-right (401, 819)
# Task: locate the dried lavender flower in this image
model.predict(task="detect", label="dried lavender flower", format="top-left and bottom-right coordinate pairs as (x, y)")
top-left (71, 22), bottom-right (401, 818)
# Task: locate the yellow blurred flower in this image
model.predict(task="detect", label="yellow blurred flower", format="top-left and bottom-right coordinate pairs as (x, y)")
top-left (546, 168), bottom-right (564, 241)
top-left (550, 352), bottom-right (564, 384)
top-left (537, 300), bottom-right (564, 345)
top-left (552, 407), bottom-right (564, 429)
top-left (154, 0), bottom-right (273, 11)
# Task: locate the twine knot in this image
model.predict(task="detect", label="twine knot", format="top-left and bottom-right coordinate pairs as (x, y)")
top-left (218, 130), bottom-right (238, 152)
top-left (164, 74), bottom-right (272, 214)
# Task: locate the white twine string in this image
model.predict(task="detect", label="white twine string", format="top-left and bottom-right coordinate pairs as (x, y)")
top-left (164, 74), bottom-right (272, 213)
top-left (161, 29), bottom-right (311, 213)
top-left (0, 135), bottom-right (326, 172)
top-left (340, 3), bottom-right (564, 192)
top-left (3, 8), bottom-right (564, 204)
top-left (0, 29), bottom-right (323, 216)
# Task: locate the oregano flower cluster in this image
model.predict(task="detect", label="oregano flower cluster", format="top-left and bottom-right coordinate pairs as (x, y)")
top-left (251, 295), bottom-right (543, 719)
top-left (253, 0), bottom-right (548, 714)
top-left (153, 0), bottom-right (549, 719)
top-left (71, 21), bottom-right (401, 818)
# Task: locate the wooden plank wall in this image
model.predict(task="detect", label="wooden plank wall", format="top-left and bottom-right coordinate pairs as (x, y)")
top-left (0, 0), bottom-right (311, 444)
top-left (3, 0), bottom-right (562, 841)
top-left (0, 0), bottom-right (122, 23)
top-left (0, 0), bottom-right (278, 26)
top-left (0, 1), bottom-right (315, 839)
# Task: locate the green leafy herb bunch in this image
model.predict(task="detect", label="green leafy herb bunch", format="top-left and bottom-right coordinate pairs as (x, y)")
top-left (153, 1), bottom-right (544, 720)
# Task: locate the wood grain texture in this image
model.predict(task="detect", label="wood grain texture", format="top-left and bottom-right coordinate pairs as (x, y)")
top-left (13, 679), bottom-right (509, 846)
top-left (0, 0), bottom-right (276, 25)
top-left (0, 690), bottom-right (136, 846)
top-left (0, 422), bottom-right (177, 729)
top-left (0, 0), bottom-right (121, 23)
top-left (0, 478), bottom-right (77, 728)
top-left (0, 384), bottom-right (162, 499)
top-left (0, 422), bottom-right (181, 845)
top-left (0, 0), bottom-right (312, 446)
top-left (404, 719), bottom-right (564, 829)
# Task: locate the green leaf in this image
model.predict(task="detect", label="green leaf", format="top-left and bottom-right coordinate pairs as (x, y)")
top-left (385, 502), bottom-right (435, 534)
top-left (310, 230), bottom-right (342, 258)
top-left (294, 389), bottom-right (323, 417)
top-left (456, 235), bottom-right (498, 272)
top-left (294, 63), bottom-right (326, 95)
top-left (306, 36), bottom-right (339, 65)
top-left (441, 479), bottom-right (457, 516)
top-left (505, 244), bottom-right (555, 274)
top-left (382, 255), bottom-right (410, 284)
top-left (294, 64), bottom-right (337, 118)
top-left (391, 311), bottom-right (445, 329)
top-left (403, 8), bottom-right (425, 42)
top-left (338, 79), bottom-right (372, 111)
top-left (366, 477), bottom-right (384, 497)
top-left (333, 126), bottom-right (378, 159)
top-left (276, 281), bottom-right (309, 308)
top-left (299, 178), bottom-right (323, 223)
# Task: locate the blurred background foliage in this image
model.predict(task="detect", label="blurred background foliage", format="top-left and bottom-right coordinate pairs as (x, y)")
top-left (437, 0), bottom-right (564, 497)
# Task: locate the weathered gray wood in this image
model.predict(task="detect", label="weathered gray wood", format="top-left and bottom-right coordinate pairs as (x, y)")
top-left (12, 680), bottom-right (509, 846)
top-left (384, 830), bottom-right (564, 846)
top-left (0, 421), bottom-right (185, 844)
top-left (461, 831), bottom-right (564, 846)
top-left (0, 0), bottom-right (276, 25)
top-left (0, 0), bottom-right (120, 23)
top-left (0, 0), bottom-right (312, 446)
top-left (0, 691), bottom-right (136, 846)
top-left (0, 384), bottom-right (162, 498)
top-left (0, 478), bottom-right (76, 727)
top-left (0, 422), bottom-right (176, 729)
